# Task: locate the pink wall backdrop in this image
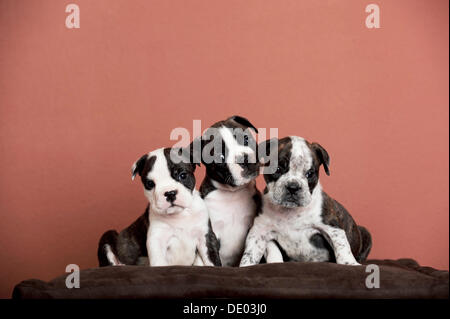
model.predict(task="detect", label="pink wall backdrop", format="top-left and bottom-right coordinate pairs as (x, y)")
top-left (0, 0), bottom-right (448, 298)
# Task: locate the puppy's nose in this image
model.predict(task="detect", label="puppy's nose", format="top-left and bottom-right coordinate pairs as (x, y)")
top-left (164, 190), bottom-right (178, 203)
top-left (238, 154), bottom-right (248, 167)
top-left (238, 154), bottom-right (257, 169)
top-left (286, 182), bottom-right (301, 194)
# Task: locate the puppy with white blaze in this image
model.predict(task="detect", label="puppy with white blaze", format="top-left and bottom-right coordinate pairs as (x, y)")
top-left (97, 147), bottom-right (221, 267)
top-left (240, 136), bottom-right (372, 267)
top-left (193, 116), bottom-right (262, 267)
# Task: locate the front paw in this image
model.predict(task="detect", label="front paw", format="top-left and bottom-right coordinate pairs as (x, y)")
top-left (239, 256), bottom-right (256, 267)
top-left (203, 260), bottom-right (215, 267)
top-left (239, 262), bottom-right (255, 267)
top-left (341, 260), bottom-right (361, 266)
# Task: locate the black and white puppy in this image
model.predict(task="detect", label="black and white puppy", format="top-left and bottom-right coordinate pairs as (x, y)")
top-left (194, 116), bottom-right (261, 267)
top-left (97, 147), bottom-right (221, 267)
top-left (239, 136), bottom-right (372, 267)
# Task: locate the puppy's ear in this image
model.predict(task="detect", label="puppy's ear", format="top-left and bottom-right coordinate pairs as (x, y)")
top-left (229, 115), bottom-right (258, 133)
top-left (311, 143), bottom-right (330, 176)
top-left (131, 154), bottom-right (148, 180)
top-left (187, 137), bottom-right (202, 166)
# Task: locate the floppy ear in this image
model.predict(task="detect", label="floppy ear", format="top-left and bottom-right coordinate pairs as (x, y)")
top-left (187, 137), bottom-right (202, 166)
top-left (311, 143), bottom-right (330, 176)
top-left (131, 154), bottom-right (148, 180)
top-left (229, 115), bottom-right (258, 133)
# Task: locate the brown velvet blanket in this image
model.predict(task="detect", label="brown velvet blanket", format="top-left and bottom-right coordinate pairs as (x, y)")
top-left (12, 259), bottom-right (449, 299)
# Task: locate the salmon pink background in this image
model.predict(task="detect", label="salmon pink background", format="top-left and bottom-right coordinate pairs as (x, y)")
top-left (0, 0), bottom-right (448, 298)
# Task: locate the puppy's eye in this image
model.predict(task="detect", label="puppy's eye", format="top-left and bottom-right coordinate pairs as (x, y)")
top-left (178, 172), bottom-right (187, 180)
top-left (145, 180), bottom-right (155, 190)
top-left (275, 166), bottom-right (281, 174)
top-left (220, 154), bottom-right (225, 161)
top-left (305, 170), bottom-right (314, 179)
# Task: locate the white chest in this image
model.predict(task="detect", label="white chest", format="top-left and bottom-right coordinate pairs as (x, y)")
top-left (148, 202), bottom-right (209, 266)
top-left (164, 226), bottom-right (200, 265)
top-left (263, 203), bottom-right (330, 262)
top-left (205, 188), bottom-right (257, 266)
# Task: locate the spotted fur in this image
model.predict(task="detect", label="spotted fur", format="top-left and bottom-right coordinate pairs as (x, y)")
top-left (240, 136), bottom-right (372, 267)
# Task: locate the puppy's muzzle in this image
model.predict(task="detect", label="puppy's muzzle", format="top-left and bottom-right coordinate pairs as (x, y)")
top-left (237, 154), bottom-right (259, 175)
top-left (285, 182), bottom-right (301, 195)
top-left (164, 190), bottom-right (178, 203)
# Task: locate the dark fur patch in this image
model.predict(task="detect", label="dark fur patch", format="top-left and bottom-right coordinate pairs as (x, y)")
top-left (202, 133), bottom-right (235, 186)
top-left (320, 191), bottom-right (372, 262)
top-left (163, 148), bottom-right (197, 191)
top-left (237, 153), bottom-right (259, 179)
top-left (309, 233), bottom-right (336, 262)
top-left (305, 151), bottom-right (321, 194)
top-left (97, 230), bottom-right (119, 266)
top-left (98, 206), bottom-right (150, 266)
top-left (139, 155), bottom-right (157, 189)
top-left (199, 176), bottom-right (217, 198)
top-left (357, 226), bottom-right (372, 262)
top-left (307, 142), bottom-right (330, 176)
top-left (261, 137), bottom-right (293, 184)
top-left (229, 115), bottom-right (258, 133)
top-left (132, 154), bottom-right (148, 178)
top-left (253, 190), bottom-right (263, 215)
top-left (134, 148), bottom-right (198, 192)
top-left (131, 154), bottom-right (156, 185)
top-left (115, 206), bottom-right (150, 265)
top-left (205, 220), bottom-right (222, 266)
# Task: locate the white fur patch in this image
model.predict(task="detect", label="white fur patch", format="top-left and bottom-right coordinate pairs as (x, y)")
top-left (147, 190), bottom-right (214, 266)
top-left (205, 180), bottom-right (257, 266)
top-left (105, 244), bottom-right (124, 266)
top-left (218, 126), bottom-right (256, 186)
top-left (240, 136), bottom-right (360, 267)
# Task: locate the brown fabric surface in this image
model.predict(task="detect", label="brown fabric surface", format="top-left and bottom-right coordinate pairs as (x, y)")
top-left (12, 259), bottom-right (449, 299)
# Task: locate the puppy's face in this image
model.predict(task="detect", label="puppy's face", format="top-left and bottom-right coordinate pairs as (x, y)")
top-left (261, 136), bottom-right (330, 208)
top-left (198, 115), bottom-right (260, 187)
top-left (132, 148), bottom-right (198, 215)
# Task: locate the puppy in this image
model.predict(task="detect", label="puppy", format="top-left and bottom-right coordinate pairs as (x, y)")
top-left (240, 136), bottom-right (372, 266)
top-left (98, 147), bottom-right (221, 267)
top-left (193, 115), bottom-right (261, 267)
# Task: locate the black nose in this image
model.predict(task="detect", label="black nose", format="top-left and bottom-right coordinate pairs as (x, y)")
top-left (286, 182), bottom-right (301, 194)
top-left (238, 154), bottom-right (257, 169)
top-left (164, 190), bottom-right (178, 202)
top-left (239, 162), bottom-right (253, 169)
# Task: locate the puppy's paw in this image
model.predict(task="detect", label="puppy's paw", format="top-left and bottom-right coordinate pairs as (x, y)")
top-left (342, 261), bottom-right (361, 266)
top-left (239, 259), bottom-right (256, 267)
